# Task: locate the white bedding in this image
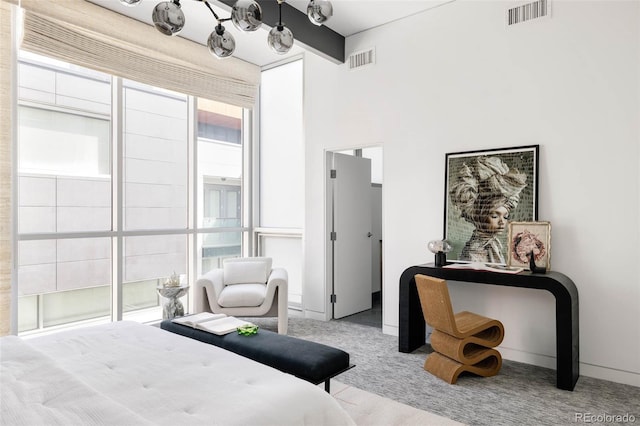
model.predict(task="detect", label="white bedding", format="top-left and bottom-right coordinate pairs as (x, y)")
top-left (0, 321), bottom-right (355, 426)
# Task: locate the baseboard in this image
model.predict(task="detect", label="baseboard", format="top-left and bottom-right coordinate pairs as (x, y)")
top-left (485, 347), bottom-right (640, 387)
top-left (304, 310), bottom-right (330, 321)
top-left (498, 346), bottom-right (556, 370)
top-left (380, 327), bottom-right (639, 387)
top-left (382, 324), bottom-right (398, 336)
top-left (579, 363), bottom-right (640, 387)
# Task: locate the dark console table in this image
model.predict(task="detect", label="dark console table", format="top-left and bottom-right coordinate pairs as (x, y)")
top-left (399, 263), bottom-right (579, 391)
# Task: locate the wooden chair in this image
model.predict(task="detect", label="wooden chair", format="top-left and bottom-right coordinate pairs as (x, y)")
top-left (414, 274), bottom-right (504, 384)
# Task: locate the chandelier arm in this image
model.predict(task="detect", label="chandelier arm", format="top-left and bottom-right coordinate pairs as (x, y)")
top-left (203, 1), bottom-right (220, 21)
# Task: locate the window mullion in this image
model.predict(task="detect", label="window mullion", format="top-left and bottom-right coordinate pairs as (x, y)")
top-left (187, 95), bottom-right (197, 314)
top-left (111, 76), bottom-right (123, 322)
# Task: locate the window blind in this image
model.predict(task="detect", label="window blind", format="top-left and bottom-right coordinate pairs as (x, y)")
top-left (14, 0), bottom-right (260, 109)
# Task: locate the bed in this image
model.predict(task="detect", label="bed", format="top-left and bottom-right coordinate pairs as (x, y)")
top-left (0, 321), bottom-right (356, 426)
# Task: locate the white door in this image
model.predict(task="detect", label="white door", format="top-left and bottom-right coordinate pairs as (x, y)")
top-left (329, 152), bottom-right (372, 319)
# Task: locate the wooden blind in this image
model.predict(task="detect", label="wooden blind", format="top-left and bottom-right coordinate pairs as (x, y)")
top-left (15, 0), bottom-right (260, 108)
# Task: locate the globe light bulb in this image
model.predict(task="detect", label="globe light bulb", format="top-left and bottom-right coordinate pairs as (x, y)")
top-left (267, 25), bottom-right (294, 54)
top-left (207, 24), bottom-right (236, 59)
top-left (119, 0), bottom-right (142, 7)
top-left (307, 0), bottom-right (333, 26)
top-left (231, 0), bottom-right (263, 32)
top-left (428, 239), bottom-right (452, 267)
top-left (152, 1), bottom-right (185, 36)
top-left (428, 240), bottom-right (452, 254)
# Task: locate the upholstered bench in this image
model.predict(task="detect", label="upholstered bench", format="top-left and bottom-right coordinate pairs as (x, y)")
top-left (160, 320), bottom-right (353, 392)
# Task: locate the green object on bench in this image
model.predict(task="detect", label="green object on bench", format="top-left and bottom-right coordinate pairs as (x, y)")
top-left (237, 323), bottom-right (259, 336)
top-left (161, 319), bottom-right (353, 392)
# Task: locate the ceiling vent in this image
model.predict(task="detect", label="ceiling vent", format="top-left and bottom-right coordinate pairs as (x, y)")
top-left (506, 0), bottom-right (551, 26)
top-left (348, 48), bottom-right (375, 70)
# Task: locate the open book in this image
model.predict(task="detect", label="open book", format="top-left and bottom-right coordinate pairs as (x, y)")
top-left (443, 262), bottom-right (523, 274)
top-left (172, 312), bottom-right (253, 335)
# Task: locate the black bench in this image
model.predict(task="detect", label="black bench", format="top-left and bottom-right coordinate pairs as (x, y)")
top-left (160, 320), bottom-right (353, 392)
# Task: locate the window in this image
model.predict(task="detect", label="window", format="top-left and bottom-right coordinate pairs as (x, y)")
top-left (18, 106), bottom-right (110, 177)
top-left (196, 98), bottom-right (244, 272)
top-left (257, 60), bottom-right (304, 308)
top-left (197, 98), bottom-right (242, 144)
top-left (16, 52), bottom-right (248, 333)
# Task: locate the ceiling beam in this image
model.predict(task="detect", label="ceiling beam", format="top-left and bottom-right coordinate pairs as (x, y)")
top-left (218, 0), bottom-right (345, 63)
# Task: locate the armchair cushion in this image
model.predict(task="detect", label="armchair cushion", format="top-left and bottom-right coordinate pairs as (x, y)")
top-left (223, 258), bottom-right (272, 285)
top-left (218, 283), bottom-right (267, 308)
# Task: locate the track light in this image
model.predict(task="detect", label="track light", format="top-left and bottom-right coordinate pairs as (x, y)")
top-left (119, 0), bottom-right (333, 59)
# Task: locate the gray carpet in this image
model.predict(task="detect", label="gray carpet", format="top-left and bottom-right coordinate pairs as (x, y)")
top-left (246, 316), bottom-right (640, 426)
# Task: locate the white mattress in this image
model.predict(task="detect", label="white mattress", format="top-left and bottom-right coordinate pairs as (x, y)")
top-left (1, 321), bottom-right (355, 426)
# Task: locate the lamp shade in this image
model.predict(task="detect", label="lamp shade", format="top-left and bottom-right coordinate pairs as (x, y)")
top-left (207, 25), bottom-right (236, 58)
top-left (267, 25), bottom-right (293, 54)
top-left (307, 0), bottom-right (333, 25)
top-left (152, 1), bottom-right (185, 36)
top-left (231, 0), bottom-right (263, 32)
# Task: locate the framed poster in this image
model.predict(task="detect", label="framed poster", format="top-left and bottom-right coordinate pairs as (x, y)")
top-left (444, 145), bottom-right (539, 265)
top-left (507, 221), bottom-right (551, 271)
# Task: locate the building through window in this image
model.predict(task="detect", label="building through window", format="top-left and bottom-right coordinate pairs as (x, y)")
top-left (16, 51), bottom-right (247, 333)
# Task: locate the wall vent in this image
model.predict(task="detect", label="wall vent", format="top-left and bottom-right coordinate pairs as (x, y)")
top-left (348, 48), bottom-right (375, 70)
top-left (506, 0), bottom-right (550, 26)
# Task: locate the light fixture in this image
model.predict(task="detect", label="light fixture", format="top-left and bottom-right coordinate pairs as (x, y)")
top-left (120, 0), bottom-right (143, 6)
top-left (231, 0), bottom-right (263, 32)
top-left (202, 1), bottom-right (237, 58)
top-left (428, 239), bottom-right (452, 267)
top-left (267, 0), bottom-right (293, 55)
top-left (119, 0), bottom-right (333, 59)
top-left (307, 0), bottom-right (332, 26)
top-left (152, 0), bottom-right (186, 36)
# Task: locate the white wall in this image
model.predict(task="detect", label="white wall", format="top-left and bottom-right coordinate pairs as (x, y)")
top-left (303, 0), bottom-right (639, 386)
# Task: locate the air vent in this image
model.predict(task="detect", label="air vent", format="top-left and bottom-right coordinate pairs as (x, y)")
top-left (348, 48), bottom-right (375, 70)
top-left (507, 0), bottom-right (550, 26)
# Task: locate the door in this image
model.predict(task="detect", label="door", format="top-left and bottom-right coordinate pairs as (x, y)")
top-left (329, 152), bottom-right (372, 319)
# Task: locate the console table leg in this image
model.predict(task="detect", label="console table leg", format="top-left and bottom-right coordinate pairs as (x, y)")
top-left (556, 297), bottom-right (580, 391)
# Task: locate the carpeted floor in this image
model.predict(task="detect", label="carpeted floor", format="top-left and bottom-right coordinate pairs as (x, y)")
top-left (247, 315), bottom-right (640, 426)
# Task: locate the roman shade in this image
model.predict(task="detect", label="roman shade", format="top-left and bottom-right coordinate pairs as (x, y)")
top-left (10, 0), bottom-right (260, 109)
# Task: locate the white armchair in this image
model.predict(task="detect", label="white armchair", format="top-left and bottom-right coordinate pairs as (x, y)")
top-left (194, 257), bottom-right (288, 334)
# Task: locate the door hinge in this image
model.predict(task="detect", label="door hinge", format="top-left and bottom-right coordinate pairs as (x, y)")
top-left (330, 294), bottom-right (337, 303)
top-left (330, 169), bottom-right (337, 179)
top-left (330, 231), bottom-right (337, 241)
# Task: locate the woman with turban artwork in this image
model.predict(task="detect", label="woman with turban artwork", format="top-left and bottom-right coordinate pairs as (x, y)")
top-left (445, 147), bottom-right (538, 265)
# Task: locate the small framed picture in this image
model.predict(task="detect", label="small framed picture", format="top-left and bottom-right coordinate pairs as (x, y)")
top-left (507, 221), bottom-right (551, 271)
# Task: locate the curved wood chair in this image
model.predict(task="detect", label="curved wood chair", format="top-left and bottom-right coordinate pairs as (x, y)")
top-left (414, 274), bottom-right (504, 384)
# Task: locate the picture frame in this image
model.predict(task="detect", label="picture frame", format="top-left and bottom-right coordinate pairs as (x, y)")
top-left (444, 145), bottom-right (539, 265)
top-left (507, 221), bottom-right (551, 271)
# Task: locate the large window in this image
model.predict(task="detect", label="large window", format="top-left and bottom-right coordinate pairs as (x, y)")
top-left (197, 98), bottom-right (243, 272)
top-left (16, 52), bottom-right (248, 333)
top-left (258, 60), bottom-right (304, 308)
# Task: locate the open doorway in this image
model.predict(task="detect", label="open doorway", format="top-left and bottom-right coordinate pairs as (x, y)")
top-left (326, 146), bottom-right (383, 328)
